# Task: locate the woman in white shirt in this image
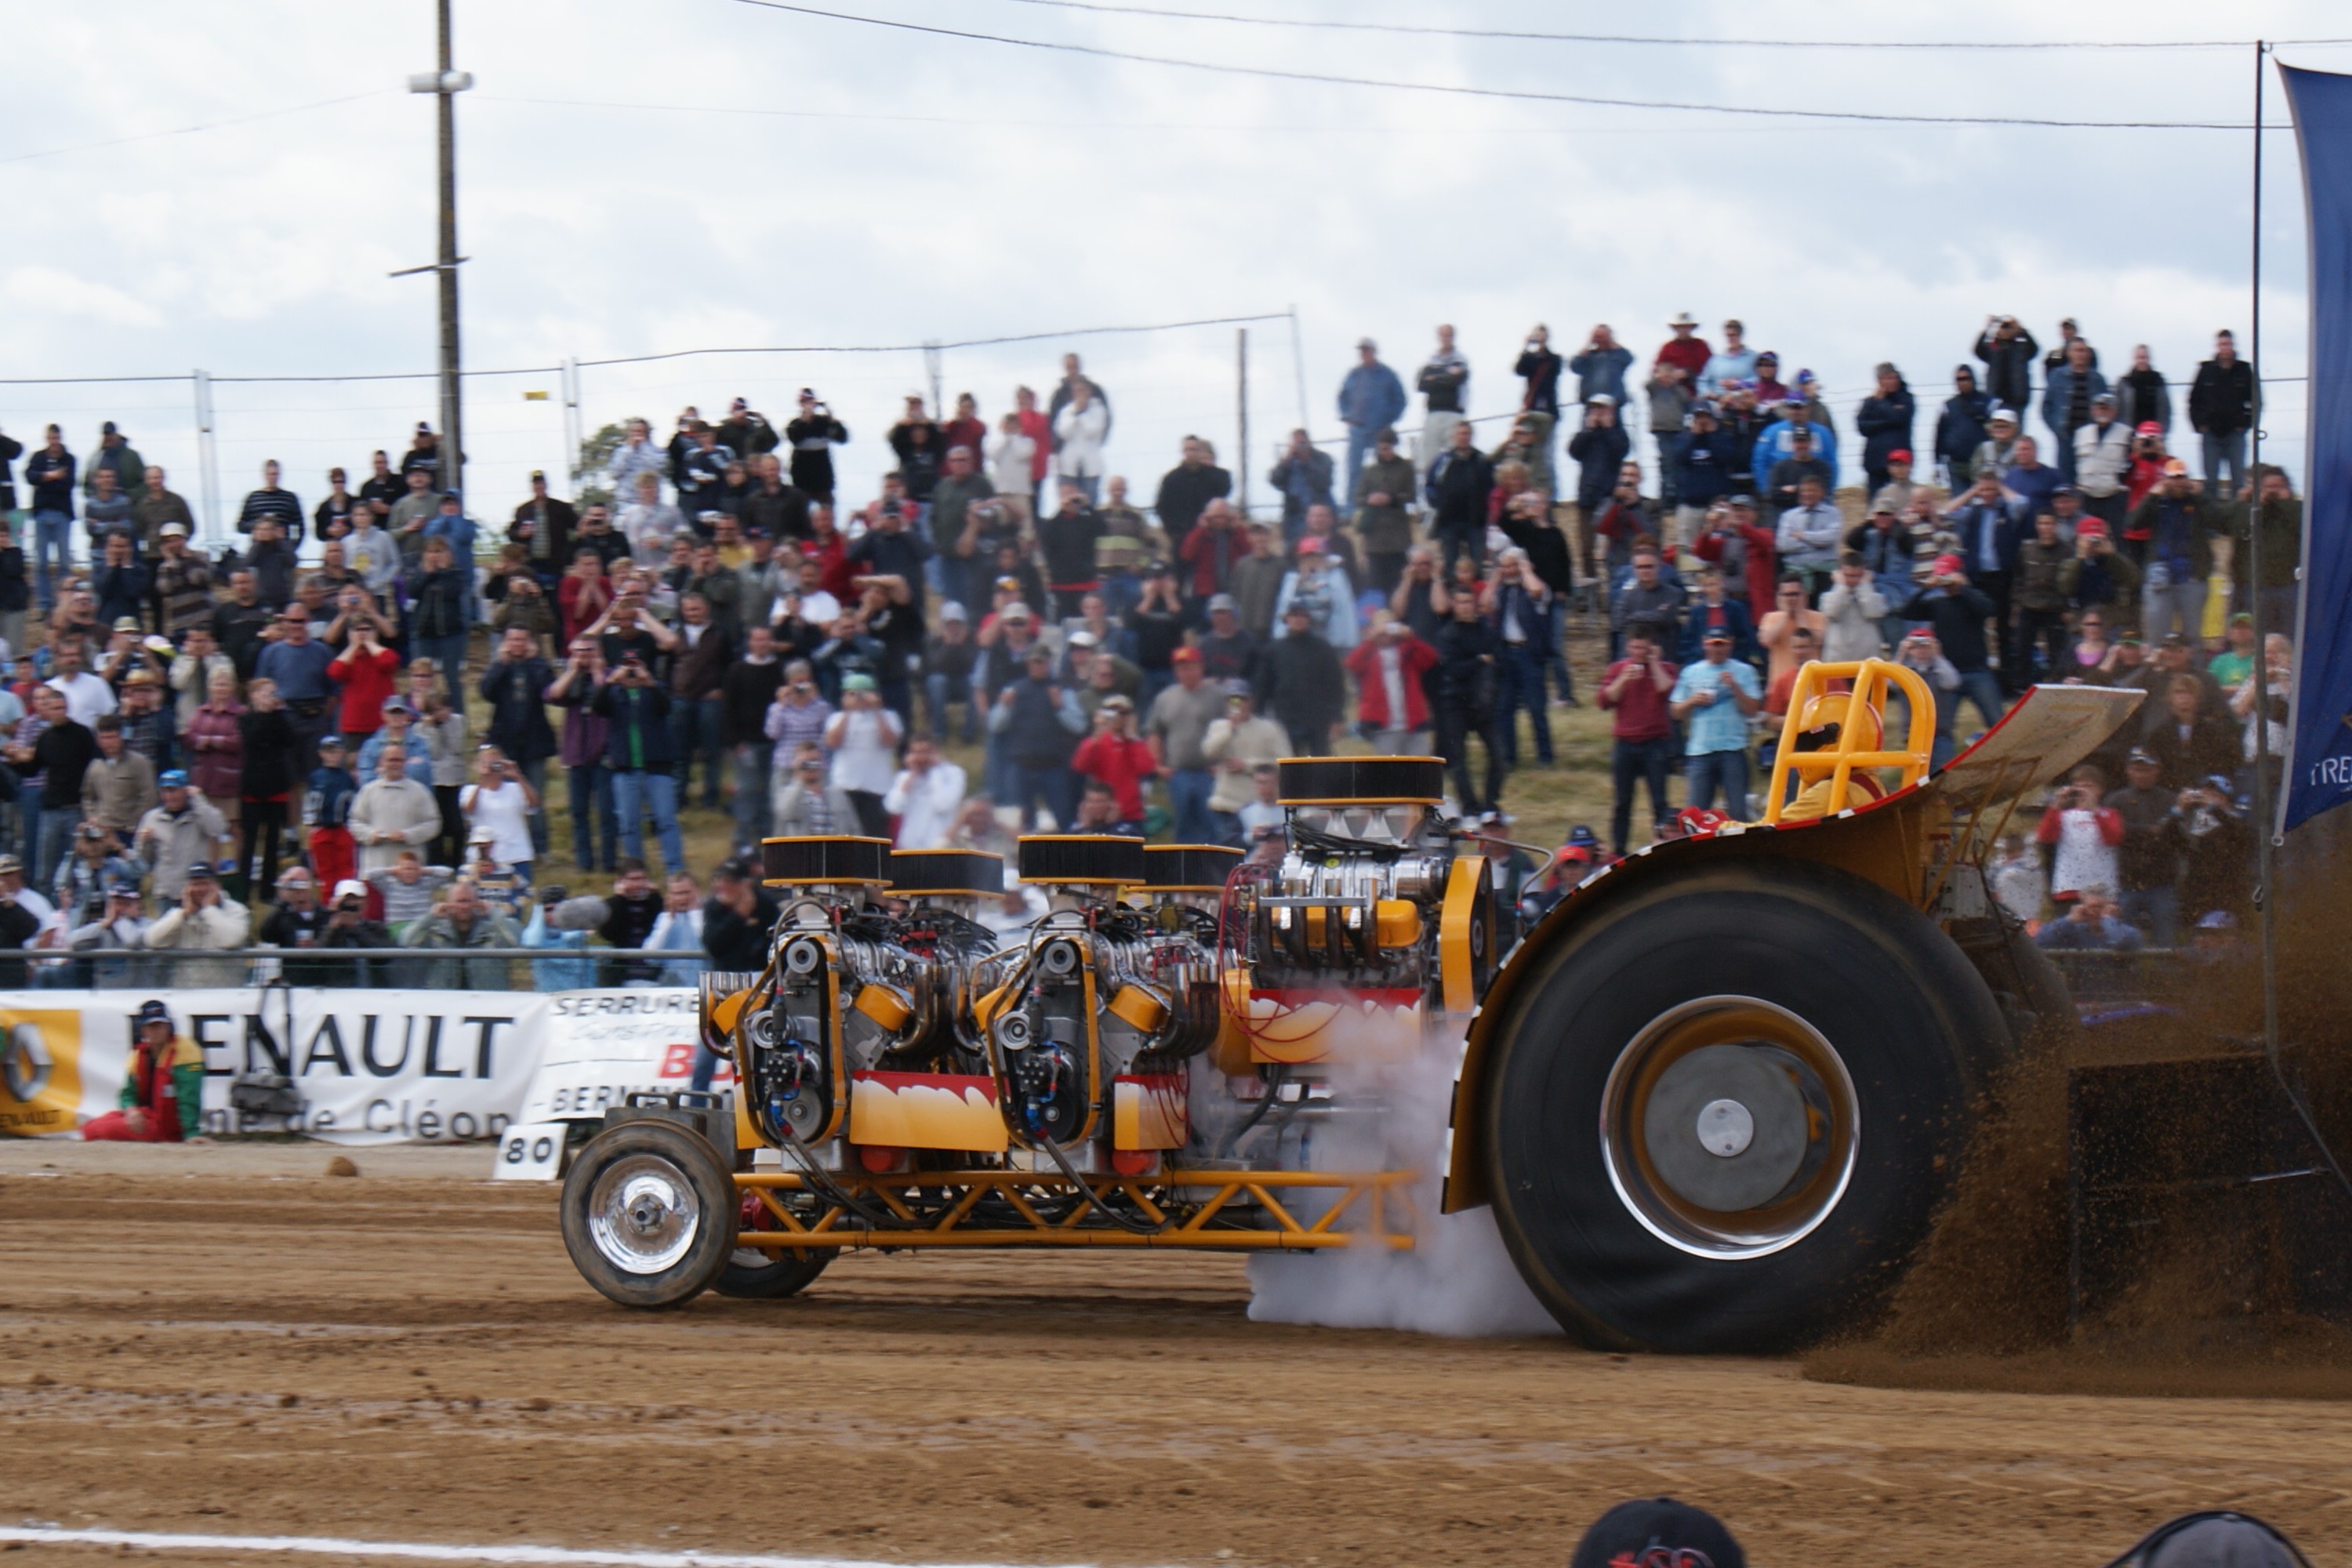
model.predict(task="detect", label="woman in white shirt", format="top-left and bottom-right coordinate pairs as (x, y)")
top-left (1051, 386), bottom-right (1108, 503)
top-left (459, 744), bottom-right (539, 880)
top-left (824, 673), bottom-right (904, 840)
top-left (985, 412), bottom-right (1037, 526)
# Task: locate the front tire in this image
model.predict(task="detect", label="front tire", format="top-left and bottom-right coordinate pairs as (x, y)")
top-left (1483, 859), bottom-right (2006, 1353)
top-left (561, 1121), bottom-right (738, 1308)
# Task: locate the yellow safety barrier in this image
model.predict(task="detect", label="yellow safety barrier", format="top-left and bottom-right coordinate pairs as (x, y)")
top-left (1761, 658), bottom-right (1936, 826)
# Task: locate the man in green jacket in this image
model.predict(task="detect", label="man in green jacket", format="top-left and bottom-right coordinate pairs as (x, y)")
top-left (1351, 427), bottom-right (1419, 595)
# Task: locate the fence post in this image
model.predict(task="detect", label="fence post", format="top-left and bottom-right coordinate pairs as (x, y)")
top-left (191, 369), bottom-right (220, 546)
top-left (1236, 327), bottom-right (1250, 519)
top-left (923, 339), bottom-right (943, 422)
top-left (561, 356), bottom-right (582, 491)
top-left (1288, 303), bottom-right (1310, 446)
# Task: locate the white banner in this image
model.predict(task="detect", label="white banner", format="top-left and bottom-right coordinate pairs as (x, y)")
top-left (513, 988), bottom-right (724, 1124)
top-left (0, 986), bottom-right (714, 1145)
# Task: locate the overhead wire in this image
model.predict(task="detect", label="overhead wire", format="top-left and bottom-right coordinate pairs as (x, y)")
top-left (728, 0), bottom-right (2274, 129)
top-left (0, 89), bottom-right (394, 168)
top-left (985, 0), bottom-right (2352, 53)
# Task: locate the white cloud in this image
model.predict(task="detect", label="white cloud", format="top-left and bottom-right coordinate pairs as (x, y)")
top-left (0, 0), bottom-right (2336, 521)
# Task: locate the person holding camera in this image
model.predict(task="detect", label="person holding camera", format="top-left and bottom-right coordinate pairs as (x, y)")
top-left (461, 742), bottom-right (539, 891)
top-left (593, 651), bottom-right (686, 874)
top-left (1669, 627), bottom-right (1762, 818)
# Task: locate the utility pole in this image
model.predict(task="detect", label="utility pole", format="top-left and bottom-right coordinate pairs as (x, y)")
top-left (1236, 327), bottom-right (1251, 518)
top-left (405, 0), bottom-right (473, 499)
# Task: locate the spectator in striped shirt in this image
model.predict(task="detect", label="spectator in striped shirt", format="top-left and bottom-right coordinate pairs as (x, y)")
top-left (236, 459), bottom-right (305, 546)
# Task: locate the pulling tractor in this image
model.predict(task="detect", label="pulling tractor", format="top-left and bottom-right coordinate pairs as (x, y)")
top-left (561, 661), bottom-right (2143, 1352)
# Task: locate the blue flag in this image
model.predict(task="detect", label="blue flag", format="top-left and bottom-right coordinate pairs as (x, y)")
top-left (2282, 64), bottom-right (2352, 832)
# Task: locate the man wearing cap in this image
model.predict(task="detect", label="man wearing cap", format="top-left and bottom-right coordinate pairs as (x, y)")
top-left (256, 866), bottom-right (336, 981)
top-left (2125, 459), bottom-right (2222, 645)
top-left (1071, 696), bottom-right (1153, 834)
top-left (1355, 423), bottom-right (1421, 594)
top-left (1337, 339), bottom-right (1406, 490)
top-left (67, 880), bottom-right (151, 989)
top-left (1256, 601), bottom-right (1347, 760)
top-left (1131, 646), bottom-right (1215, 842)
top-left (1567, 394), bottom-right (1631, 524)
top-left (1750, 397), bottom-right (1837, 503)
top-left (2073, 391), bottom-right (2132, 524)
top-left (149, 521), bottom-right (212, 637)
top-left (81, 1000), bottom-right (204, 1142)
top-left (1671, 626), bottom-right (1762, 816)
top-left (2105, 746), bottom-right (2184, 945)
top-left (1896, 554), bottom-right (2005, 732)
top-left (53, 821), bottom-right (135, 928)
top-left (143, 860), bottom-right (252, 986)
top-left (132, 769), bottom-right (227, 905)
top-left (510, 469), bottom-right (576, 586)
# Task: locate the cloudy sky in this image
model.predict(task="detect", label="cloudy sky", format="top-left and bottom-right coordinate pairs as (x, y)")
top-left (4, 0), bottom-right (2343, 539)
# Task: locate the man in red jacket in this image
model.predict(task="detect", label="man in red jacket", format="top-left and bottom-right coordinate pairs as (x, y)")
top-left (82, 1000), bottom-right (205, 1143)
top-left (1694, 494), bottom-right (1779, 614)
top-left (1599, 623), bottom-right (1680, 855)
top-left (1345, 615), bottom-right (1438, 752)
top-left (1071, 695), bottom-right (1156, 834)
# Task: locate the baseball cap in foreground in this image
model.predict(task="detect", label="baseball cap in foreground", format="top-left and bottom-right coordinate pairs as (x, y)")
top-left (1570, 1497), bottom-right (1746, 1568)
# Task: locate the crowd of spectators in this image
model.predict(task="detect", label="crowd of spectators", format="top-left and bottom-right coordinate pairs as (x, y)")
top-left (0, 312), bottom-right (2297, 982)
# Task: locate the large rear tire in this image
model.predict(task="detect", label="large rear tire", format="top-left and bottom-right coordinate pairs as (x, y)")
top-left (1482, 858), bottom-right (2007, 1353)
top-left (561, 1121), bottom-right (738, 1308)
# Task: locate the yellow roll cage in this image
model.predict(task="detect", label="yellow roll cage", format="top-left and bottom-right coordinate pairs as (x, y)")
top-left (1760, 658), bottom-right (1936, 825)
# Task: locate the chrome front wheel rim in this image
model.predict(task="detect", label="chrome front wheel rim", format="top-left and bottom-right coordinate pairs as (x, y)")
top-left (586, 1153), bottom-right (702, 1275)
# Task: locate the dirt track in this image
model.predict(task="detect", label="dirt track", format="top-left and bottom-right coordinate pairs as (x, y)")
top-left (6, 1146), bottom-right (2352, 1568)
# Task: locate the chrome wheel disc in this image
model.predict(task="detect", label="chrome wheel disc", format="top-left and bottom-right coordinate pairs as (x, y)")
top-left (1599, 995), bottom-right (1859, 1259)
top-left (586, 1154), bottom-right (702, 1275)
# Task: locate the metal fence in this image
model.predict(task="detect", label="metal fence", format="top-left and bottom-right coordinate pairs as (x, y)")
top-left (0, 946), bottom-right (706, 992)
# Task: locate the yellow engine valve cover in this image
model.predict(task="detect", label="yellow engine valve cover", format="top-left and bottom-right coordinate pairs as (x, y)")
top-left (1374, 898), bottom-right (1422, 948)
top-left (851, 982), bottom-right (913, 1032)
top-left (1106, 983), bottom-right (1170, 1034)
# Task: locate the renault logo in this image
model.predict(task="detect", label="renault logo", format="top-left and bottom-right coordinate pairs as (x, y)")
top-left (3, 1022), bottom-right (53, 1102)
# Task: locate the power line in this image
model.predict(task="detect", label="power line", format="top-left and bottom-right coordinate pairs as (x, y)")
top-left (989, 0), bottom-right (2352, 52)
top-left (572, 312), bottom-right (1290, 367)
top-left (474, 92), bottom-right (1813, 137)
top-left (0, 89), bottom-right (393, 168)
top-left (0, 314), bottom-right (1287, 388)
top-left (729, 1), bottom-right (2262, 129)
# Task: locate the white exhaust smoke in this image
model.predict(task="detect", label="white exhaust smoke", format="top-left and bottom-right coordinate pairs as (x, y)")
top-left (1239, 1025), bottom-right (1561, 1339)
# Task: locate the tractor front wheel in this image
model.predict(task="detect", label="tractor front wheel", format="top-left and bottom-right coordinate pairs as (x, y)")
top-left (561, 1121), bottom-right (739, 1308)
